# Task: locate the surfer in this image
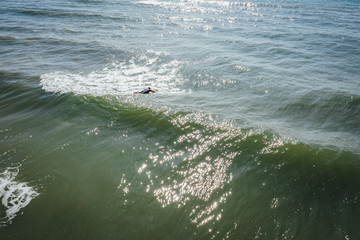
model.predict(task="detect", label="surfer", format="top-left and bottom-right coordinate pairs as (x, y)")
top-left (134, 87), bottom-right (155, 94)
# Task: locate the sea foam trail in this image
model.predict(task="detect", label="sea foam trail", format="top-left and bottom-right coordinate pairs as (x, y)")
top-left (40, 51), bottom-right (187, 96)
top-left (0, 167), bottom-right (39, 225)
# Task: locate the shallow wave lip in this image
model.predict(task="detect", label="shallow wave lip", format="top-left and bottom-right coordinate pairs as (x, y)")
top-left (0, 167), bottom-right (39, 224)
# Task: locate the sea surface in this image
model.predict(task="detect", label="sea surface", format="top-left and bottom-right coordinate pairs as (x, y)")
top-left (1, 0), bottom-right (360, 239)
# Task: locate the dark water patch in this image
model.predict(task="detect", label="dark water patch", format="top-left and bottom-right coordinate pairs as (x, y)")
top-left (0, 26), bottom-right (28, 32)
top-left (0, 25), bottom-right (37, 35)
top-left (276, 90), bottom-right (360, 133)
top-left (0, 35), bottom-right (85, 49)
top-left (24, 37), bottom-right (79, 45)
top-left (252, 144), bottom-right (360, 239)
top-left (9, 7), bottom-right (141, 23)
top-left (0, 71), bottom-right (26, 82)
top-left (0, 35), bottom-right (16, 41)
top-left (0, 81), bottom-right (76, 129)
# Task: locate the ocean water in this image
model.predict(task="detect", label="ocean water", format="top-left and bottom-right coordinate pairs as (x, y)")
top-left (1, 0), bottom-right (360, 239)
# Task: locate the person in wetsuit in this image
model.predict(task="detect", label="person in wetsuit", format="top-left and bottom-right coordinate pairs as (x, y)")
top-left (134, 87), bottom-right (155, 94)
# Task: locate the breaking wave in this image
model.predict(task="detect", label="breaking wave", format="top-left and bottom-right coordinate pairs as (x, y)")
top-left (40, 51), bottom-right (187, 96)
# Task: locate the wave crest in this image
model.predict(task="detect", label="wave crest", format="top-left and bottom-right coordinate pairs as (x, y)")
top-left (40, 51), bottom-right (187, 96)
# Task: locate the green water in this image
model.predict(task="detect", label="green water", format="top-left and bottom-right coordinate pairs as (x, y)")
top-left (1, 79), bottom-right (360, 239)
top-left (1, 0), bottom-right (360, 238)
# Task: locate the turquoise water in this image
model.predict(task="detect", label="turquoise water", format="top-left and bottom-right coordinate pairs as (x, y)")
top-left (1, 0), bottom-right (360, 239)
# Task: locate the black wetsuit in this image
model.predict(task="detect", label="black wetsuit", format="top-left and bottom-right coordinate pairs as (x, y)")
top-left (139, 88), bottom-right (155, 94)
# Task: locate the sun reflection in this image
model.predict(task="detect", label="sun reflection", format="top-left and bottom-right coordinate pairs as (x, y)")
top-left (134, 109), bottom-right (292, 230)
top-left (117, 173), bottom-right (131, 205)
top-left (143, 123), bottom-right (237, 227)
top-left (137, 111), bottom-right (284, 229)
top-left (137, 163), bottom-right (147, 173)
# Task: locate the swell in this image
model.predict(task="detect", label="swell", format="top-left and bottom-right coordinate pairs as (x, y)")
top-left (77, 92), bottom-right (360, 164)
top-left (3, 77), bottom-right (359, 163)
top-left (79, 94), bottom-right (360, 238)
top-left (2, 80), bottom-right (360, 238)
top-left (98, 96), bottom-right (360, 238)
top-left (276, 90), bottom-right (360, 133)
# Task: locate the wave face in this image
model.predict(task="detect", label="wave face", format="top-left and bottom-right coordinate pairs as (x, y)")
top-left (1, 0), bottom-right (360, 239)
top-left (1, 79), bottom-right (360, 239)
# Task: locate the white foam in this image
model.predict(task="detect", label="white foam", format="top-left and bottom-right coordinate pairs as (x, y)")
top-left (137, 0), bottom-right (241, 13)
top-left (40, 51), bottom-right (187, 96)
top-left (0, 167), bottom-right (39, 224)
top-left (139, 0), bottom-right (212, 15)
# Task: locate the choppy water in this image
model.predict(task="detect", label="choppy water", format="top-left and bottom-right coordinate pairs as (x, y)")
top-left (1, 0), bottom-right (360, 239)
